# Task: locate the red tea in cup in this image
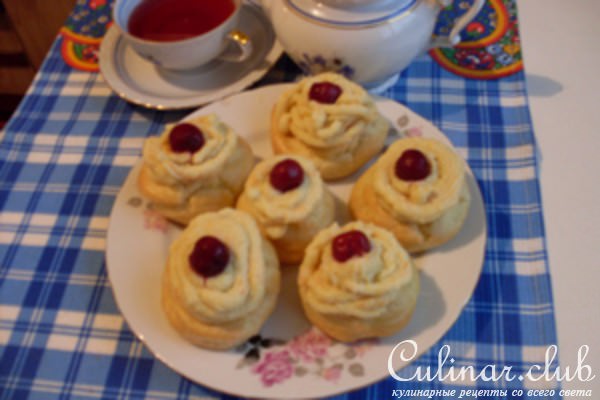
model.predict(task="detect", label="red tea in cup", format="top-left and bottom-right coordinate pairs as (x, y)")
top-left (128, 0), bottom-right (236, 42)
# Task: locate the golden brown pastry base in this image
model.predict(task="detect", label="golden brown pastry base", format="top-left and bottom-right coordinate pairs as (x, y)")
top-left (137, 139), bottom-right (255, 226)
top-left (349, 167), bottom-right (471, 253)
top-left (236, 189), bottom-right (336, 265)
top-left (162, 240), bottom-right (280, 351)
top-left (300, 267), bottom-right (420, 342)
top-left (270, 109), bottom-right (388, 181)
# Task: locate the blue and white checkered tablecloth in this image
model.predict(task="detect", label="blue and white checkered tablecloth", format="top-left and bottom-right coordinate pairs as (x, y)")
top-left (0, 10), bottom-right (559, 400)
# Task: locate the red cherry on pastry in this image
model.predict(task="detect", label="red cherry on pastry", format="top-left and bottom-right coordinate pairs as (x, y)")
top-left (269, 158), bottom-right (305, 193)
top-left (168, 123), bottom-right (205, 154)
top-left (189, 236), bottom-right (230, 278)
top-left (395, 149), bottom-right (431, 181)
top-left (332, 230), bottom-right (371, 262)
top-left (309, 82), bottom-right (342, 104)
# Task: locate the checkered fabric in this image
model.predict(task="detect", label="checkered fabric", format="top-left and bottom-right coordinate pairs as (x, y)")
top-left (0, 12), bottom-right (559, 400)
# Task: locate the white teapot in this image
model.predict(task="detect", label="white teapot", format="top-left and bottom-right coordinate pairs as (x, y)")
top-left (259, 0), bottom-right (485, 90)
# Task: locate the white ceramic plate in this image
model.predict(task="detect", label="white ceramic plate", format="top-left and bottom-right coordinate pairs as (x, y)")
top-left (106, 84), bottom-right (486, 399)
top-left (98, 5), bottom-right (282, 110)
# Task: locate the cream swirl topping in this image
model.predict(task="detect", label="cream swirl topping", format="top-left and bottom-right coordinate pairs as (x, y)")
top-left (243, 155), bottom-right (325, 238)
top-left (275, 73), bottom-right (385, 153)
top-left (298, 222), bottom-right (414, 319)
top-left (165, 209), bottom-right (267, 324)
top-left (374, 137), bottom-right (465, 224)
top-left (143, 114), bottom-right (239, 187)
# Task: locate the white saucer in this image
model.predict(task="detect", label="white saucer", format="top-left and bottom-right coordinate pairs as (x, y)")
top-left (99, 5), bottom-right (283, 110)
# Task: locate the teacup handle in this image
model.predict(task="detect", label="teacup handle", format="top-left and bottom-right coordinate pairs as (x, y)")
top-left (218, 30), bottom-right (253, 62)
top-left (429, 0), bottom-right (486, 48)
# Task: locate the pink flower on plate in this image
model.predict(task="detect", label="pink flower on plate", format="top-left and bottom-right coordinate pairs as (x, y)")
top-left (288, 328), bottom-right (332, 362)
top-left (406, 127), bottom-right (424, 137)
top-left (143, 209), bottom-right (169, 233)
top-left (322, 365), bottom-right (342, 382)
top-left (352, 337), bottom-right (379, 357)
top-left (252, 350), bottom-right (294, 387)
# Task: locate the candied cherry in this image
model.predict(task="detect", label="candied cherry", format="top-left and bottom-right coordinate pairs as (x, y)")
top-left (395, 149), bottom-right (431, 181)
top-left (309, 82), bottom-right (342, 104)
top-left (168, 123), bottom-right (205, 154)
top-left (189, 236), bottom-right (230, 278)
top-left (269, 158), bottom-right (304, 193)
top-left (332, 230), bottom-right (371, 262)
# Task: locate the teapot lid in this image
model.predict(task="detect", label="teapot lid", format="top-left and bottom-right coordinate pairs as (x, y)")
top-left (287, 0), bottom-right (419, 26)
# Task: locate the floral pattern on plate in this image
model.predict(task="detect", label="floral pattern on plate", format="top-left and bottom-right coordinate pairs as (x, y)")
top-left (128, 197), bottom-right (170, 233)
top-left (236, 328), bottom-right (378, 387)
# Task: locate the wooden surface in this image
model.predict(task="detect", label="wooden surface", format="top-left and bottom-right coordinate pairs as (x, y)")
top-left (0, 0), bottom-right (74, 120)
top-left (2, 0), bottom-right (75, 70)
top-left (0, 5), bottom-right (34, 119)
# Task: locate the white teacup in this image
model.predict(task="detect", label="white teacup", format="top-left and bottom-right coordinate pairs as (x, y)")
top-left (112, 0), bottom-right (252, 70)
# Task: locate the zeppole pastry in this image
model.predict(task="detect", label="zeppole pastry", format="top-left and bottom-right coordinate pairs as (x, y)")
top-left (271, 72), bottom-right (389, 180)
top-left (162, 209), bottom-right (281, 350)
top-left (138, 114), bottom-right (255, 225)
top-left (237, 155), bottom-right (336, 264)
top-left (349, 137), bottom-right (471, 252)
top-left (298, 222), bottom-right (419, 342)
